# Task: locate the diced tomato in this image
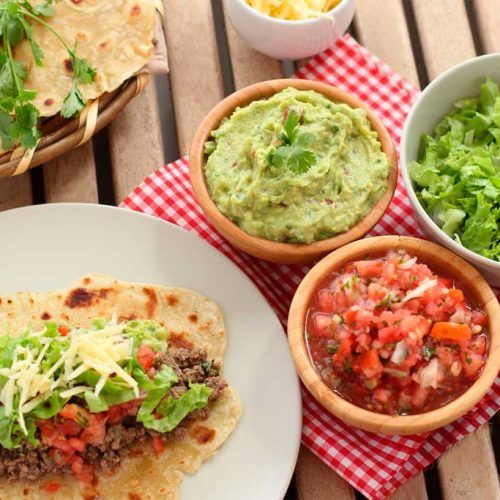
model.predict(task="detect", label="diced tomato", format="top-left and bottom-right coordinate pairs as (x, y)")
top-left (70, 455), bottom-right (95, 484)
top-left (424, 301), bottom-right (449, 322)
top-left (80, 414), bottom-right (107, 445)
top-left (59, 404), bottom-right (91, 427)
top-left (49, 449), bottom-right (73, 467)
top-left (68, 437), bottom-right (86, 452)
top-left (318, 289), bottom-right (334, 312)
top-left (471, 310), bottom-right (488, 327)
top-left (381, 261), bottom-right (396, 282)
top-left (58, 325), bottom-right (70, 336)
top-left (411, 386), bottom-right (429, 408)
top-left (357, 333), bottom-right (372, 351)
top-left (331, 290), bottom-right (348, 311)
top-left (332, 339), bottom-right (352, 365)
top-left (355, 260), bottom-right (383, 277)
top-left (431, 322), bottom-right (471, 341)
top-left (422, 285), bottom-right (445, 303)
top-left (461, 352), bottom-right (484, 377)
top-left (51, 438), bottom-right (74, 454)
top-left (107, 406), bottom-right (124, 425)
top-left (404, 299), bottom-right (421, 313)
top-left (137, 344), bottom-right (155, 371)
top-left (470, 336), bottom-right (487, 355)
top-left (44, 482), bottom-right (61, 494)
top-left (438, 277), bottom-right (453, 288)
top-left (57, 420), bottom-right (82, 437)
top-left (358, 349), bottom-right (383, 379)
top-left (399, 315), bottom-right (430, 337)
top-left (152, 436), bottom-right (165, 455)
top-left (313, 314), bottom-right (334, 337)
top-left (435, 346), bottom-right (459, 367)
top-left (448, 288), bottom-right (464, 304)
top-left (378, 326), bottom-right (399, 344)
top-left (367, 283), bottom-right (388, 301)
top-left (373, 388), bottom-right (391, 404)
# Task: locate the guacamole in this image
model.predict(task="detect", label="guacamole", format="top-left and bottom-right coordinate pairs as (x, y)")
top-left (204, 87), bottom-right (390, 244)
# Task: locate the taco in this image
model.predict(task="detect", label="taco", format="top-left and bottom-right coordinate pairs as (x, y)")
top-left (0, 274), bottom-right (242, 499)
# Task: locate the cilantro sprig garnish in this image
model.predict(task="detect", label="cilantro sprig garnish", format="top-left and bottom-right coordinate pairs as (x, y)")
top-left (266, 108), bottom-right (317, 174)
top-left (0, 0), bottom-right (96, 149)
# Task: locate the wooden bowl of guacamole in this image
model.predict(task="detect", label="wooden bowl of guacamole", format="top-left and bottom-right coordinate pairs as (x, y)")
top-left (190, 79), bottom-right (398, 264)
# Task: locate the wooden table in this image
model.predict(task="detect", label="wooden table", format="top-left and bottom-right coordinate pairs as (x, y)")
top-left (1, 1), bottom-right (499, 498)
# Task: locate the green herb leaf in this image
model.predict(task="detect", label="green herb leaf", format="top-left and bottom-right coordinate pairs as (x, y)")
top-left (422, 345), bottom-right (436, 361)
top-left (267, 106), bottom-right (317, 174)
top-left (60, 81), bottom-right (85, 118)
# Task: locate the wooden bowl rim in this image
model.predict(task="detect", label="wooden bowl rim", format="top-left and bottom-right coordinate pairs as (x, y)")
top-left (287, 235), bottom-right (500, 435)
top-left (189, 78), bottom-right (399, 263)
top-left (0, 76), bottom-right (144, 178)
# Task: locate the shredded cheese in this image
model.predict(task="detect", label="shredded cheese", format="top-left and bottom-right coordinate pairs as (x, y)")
top-left (0, 322), bottom-right (138, 434)
top-left (246, 0), bottom-right (341, 20)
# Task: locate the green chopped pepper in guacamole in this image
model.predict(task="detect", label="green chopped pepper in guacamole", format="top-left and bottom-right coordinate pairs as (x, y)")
top-left (204, 87), bottom-right (390, 244)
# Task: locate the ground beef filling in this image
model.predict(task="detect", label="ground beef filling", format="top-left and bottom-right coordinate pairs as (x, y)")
top-left (0, 348), bottom-right (227, 482)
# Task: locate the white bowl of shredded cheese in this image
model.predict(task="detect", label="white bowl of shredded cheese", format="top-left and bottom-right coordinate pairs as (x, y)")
top-left (225, 0), bottom-right (356, 60)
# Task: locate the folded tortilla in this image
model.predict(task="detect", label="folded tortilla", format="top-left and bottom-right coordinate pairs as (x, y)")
top-left (14, 0), bottom-right (157, 117)
top-left (0, 274), bottom-right (242, 499)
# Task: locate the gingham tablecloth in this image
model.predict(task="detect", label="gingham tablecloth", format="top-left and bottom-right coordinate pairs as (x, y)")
top-left (122, 34), bottom-right (500, 500)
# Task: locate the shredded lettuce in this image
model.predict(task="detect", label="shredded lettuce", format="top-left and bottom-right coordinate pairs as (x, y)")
top-left (155, 384), bottom-right (213, 431)
top-left (140, 384), bottom-right (213, 433)
top-left (410, 79), bottom-right (500, 261)
top-left (0, 407), bottom-right (39, 449)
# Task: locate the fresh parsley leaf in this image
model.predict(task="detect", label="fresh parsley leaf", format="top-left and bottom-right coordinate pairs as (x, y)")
top-left (0, 108), bottom-right (14, 149)
top-left (281, 108), bottom-right (300, 145)
top-left (18, 16), bottom-right (44, 66)
top-left (70, 51), bottom-right (96, 85)
top-left (60, 81), bottom-right (85, 118)
top-left (268, 107), bottom-right (317, 174)
top-left (12, 102), bottom-right (39, 148)
top-left (422, 345), bottom-right (436, 361)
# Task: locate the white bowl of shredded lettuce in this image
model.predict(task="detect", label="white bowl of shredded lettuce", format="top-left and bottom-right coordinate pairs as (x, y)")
top-left (401, 53), bottom-right (500, 286)
top-left (224, 0), bottom-right (356, 60)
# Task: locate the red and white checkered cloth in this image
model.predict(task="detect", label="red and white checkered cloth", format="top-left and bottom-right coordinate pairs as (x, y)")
top-left (122, 34), bottom-right (500, 500)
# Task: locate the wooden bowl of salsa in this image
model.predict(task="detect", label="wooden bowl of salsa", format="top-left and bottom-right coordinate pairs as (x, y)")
top-left (288, 236), bottom-right (500, 435)
top-left (189, 79), bottom-right (398, 264)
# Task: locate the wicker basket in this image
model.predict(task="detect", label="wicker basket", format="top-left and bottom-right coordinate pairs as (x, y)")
top-left (0, 73), bottom-right (150, 178)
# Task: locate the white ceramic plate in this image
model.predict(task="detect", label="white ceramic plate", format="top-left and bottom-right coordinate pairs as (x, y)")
top-left (0, 203), bottom-right (302, 500)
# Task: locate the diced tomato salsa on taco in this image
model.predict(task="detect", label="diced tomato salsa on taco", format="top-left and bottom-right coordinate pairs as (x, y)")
top-left (305, 251), bottom-right (488, 415)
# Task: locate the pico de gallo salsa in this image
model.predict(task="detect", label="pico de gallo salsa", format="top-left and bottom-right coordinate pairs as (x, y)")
top-left (305, 251), bottom-right (488, 415)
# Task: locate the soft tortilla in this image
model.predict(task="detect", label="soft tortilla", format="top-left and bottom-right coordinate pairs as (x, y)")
top-left (14, 0), bottom-right (157, 117)
top-left (0, 274), bottom-right (242, 499)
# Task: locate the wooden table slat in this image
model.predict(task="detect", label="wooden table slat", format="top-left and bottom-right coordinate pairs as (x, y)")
top-left (474, 0), bottom-right (500, 53)
top-left (224, 5), bottom-right (284, 88)
top-left (412, 0), bottom-right (476, 81)
top-left (354, 0), bottom-right (420, 88)
top-left (108, 80), bottom-right (165, 203)
top-left (295, 446), bottom-right (355, 500)
top-left (438, 424), bottom-right (500, 500)
top-left (163, 0), bottom-right (225, 156)
top-left (390, 473), bottom-right (428, 500)
top-left (43, 143), bottom-right (98, 203)
top-left (0, 176), bottom-right (32, 211)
